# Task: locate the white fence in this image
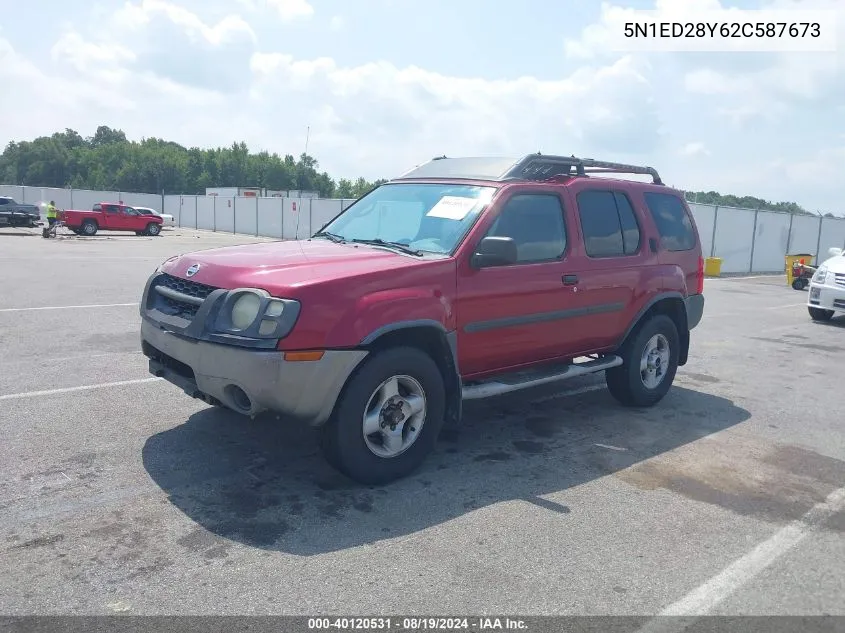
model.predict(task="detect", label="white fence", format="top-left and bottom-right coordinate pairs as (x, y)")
top-left (687, 203), bottom-right (845, 273)
top-left (4, 184), bottom-right (845, 274)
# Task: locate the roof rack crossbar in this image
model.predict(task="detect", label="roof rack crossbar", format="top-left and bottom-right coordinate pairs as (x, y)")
top-left (504, 154), bottom-right (663, 185)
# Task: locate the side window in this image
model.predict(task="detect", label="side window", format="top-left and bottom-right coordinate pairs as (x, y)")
top-left (577, 190), bottom-right (624, 257)
top-left (614, 192), bottom-right (641, 255)
top-left (643, 192), bottom-right (696, 251)
top-left (485, 194), bottom-right (566, 263)
top-left (576, 190), bottom-right (642, 258)
top-left (0, 199), bottom-right (8, 206)
top-left (93, 204), bottom-right (101, 212)
top-left (104, 205), bottom-right (119, 214)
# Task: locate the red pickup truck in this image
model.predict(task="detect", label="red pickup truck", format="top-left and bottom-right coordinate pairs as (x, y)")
top-left (141, 154), bottom-right (705, 485)
top-left (61, 202), bottom-right (163, 236)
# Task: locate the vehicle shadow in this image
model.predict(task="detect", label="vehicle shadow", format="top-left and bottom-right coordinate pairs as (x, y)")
top-left (142, 381), bottom-right (750, 556)
top-left (809, 314), bottom-right (845, 329)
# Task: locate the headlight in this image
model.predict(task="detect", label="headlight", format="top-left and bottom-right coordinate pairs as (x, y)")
top-left (813, 265), bottom-right (828, 283)
top-left (231, 294), bottom-right (261, 330)
top-left (212, 289), bottom-right (301, 340)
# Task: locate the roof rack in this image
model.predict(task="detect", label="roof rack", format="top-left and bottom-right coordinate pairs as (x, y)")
top-left (503, 154), bottom-right (663, 185)
top-left (394, 153), bottom-right (663, 185)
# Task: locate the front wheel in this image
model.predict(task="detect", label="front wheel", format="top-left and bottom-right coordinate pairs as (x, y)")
top-left (809, 307), bottom-right (834, 321)
top-left (318, 347), bottom-right (446, 485)
top-left (606, 314), bottom-right (680, 408)
top-left (145, 223), bottom-right (161, 236)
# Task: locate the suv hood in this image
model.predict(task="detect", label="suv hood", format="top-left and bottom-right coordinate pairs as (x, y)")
top-left (159, 238), bottom-right (434, 290)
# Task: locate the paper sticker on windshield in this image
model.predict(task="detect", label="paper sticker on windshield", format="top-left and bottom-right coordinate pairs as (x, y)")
top-left (426, 196), bottom-right (478, 220)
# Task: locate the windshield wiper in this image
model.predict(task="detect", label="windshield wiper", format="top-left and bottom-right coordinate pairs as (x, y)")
top-left (312, 230), bottom-right (346, 244)
top-left (350, 238), bottom-right (424, 256)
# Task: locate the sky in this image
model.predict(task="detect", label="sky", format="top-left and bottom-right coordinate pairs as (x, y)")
top-left (0, 0), bottom-right (843, 213)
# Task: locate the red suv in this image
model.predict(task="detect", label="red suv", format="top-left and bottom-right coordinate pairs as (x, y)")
top-left (140, 154), bottom-right (705, 484)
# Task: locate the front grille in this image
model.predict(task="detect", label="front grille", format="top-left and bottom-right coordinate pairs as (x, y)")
top-left (153, 273), bottom-right (219, 320)
top-left (834, 273), bottom-right (845, 288)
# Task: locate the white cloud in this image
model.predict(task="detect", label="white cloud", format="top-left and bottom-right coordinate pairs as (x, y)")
top-left (269, 0), bottom-right (314, 21)
top-left (237, 0), bottom-right (314, 22)
top-left (565, 0), bottom-right (845, 123)
top-left (679, 142), bottom-right (710, 157)
top-left (114, 0), bottom-right (257, 44)
top-left (329, 15), bottom-right (344, 31)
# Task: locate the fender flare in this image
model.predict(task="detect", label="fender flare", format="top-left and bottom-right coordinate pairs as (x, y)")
top-left (360, 320), bottom-right (463, 427)
top-left (617, 292), bottom-right (692, 366)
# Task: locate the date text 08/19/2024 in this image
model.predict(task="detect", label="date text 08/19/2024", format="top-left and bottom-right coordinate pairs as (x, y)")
top-left (307, 618), bottom-right (528, 631)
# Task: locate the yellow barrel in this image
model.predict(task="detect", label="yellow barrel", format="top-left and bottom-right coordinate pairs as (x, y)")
top-left (785, 253), bottom-right (814, 287)
top-left (704, 257), bottom-right (722, 277)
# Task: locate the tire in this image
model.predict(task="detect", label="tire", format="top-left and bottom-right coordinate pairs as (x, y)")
top-left (792, 278), bottom-right (806, 290)
top-left (146, 223), bottom-right (161, 236)
top-left (809, 307), bottom-right (834, 321)
top-left (318, 346), bottom-right (446, 486)
top-left (606, 314), bottom-right (680, 408)
top-left (80, 220), bottom-right (98, 236)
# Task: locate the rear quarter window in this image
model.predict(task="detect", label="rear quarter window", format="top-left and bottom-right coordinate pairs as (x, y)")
top-left (93, 204), bottom-right (101, 211)
top-left (643, 192), bottom-right (696, 251)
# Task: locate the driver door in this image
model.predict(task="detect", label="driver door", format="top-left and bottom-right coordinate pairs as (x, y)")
top-left (455, 190), bottom-right (575, 377)
top-left (121, 206), bottom-right (143, 230)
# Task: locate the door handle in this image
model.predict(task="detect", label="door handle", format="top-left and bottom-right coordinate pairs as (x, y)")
top-left (562, 274), bottom-right (578, 286)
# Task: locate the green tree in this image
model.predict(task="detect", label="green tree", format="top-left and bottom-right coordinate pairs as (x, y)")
top-left (0, 126), bottom-right (386, 199)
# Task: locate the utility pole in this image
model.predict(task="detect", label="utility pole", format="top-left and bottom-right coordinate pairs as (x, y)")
top-left (304, 126), bottom-right (310, 157)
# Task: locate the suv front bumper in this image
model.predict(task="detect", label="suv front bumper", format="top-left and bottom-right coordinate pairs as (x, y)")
top-left (141, 318), bottom-right (368, 424)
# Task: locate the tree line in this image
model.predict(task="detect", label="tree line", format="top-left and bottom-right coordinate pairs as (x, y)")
top-left (682, 190), bottom-right (829, 217)
top-left (0, 126), bottom-right (386, 200)
top-left (0, 126), bottom-right (825, 215)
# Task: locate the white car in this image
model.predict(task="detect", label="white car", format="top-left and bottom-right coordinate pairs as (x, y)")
top-left (808, 247), bottom-right (845, 321)
top-left (135, 206), bottom-right (175, 228)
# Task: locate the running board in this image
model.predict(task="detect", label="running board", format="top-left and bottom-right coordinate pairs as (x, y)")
top-left (461, 355), bottom-right (622, 401)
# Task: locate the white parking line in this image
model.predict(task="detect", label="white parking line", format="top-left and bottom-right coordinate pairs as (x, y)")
top-left (0, 378), bottom-right (163, 401)
top-left (762, 303), bottom-right (806, 310)
top-left (0, 303), bottom-right (137, 313)
top-left (636, 486), bottom-right (845, 632)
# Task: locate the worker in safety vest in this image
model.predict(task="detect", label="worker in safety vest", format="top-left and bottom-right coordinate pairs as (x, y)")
top-left (46, 201), bottom-right (58, 227)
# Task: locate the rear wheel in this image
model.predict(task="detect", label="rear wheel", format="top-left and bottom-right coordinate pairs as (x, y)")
top-left (809, 307), bottom-right (834, 321)
top-left (145, 222), bottom-right (161, 236)
top-left (80, 220), bottom-right (98, 236)
top-left (606, 314), bottom-right (680, 407)
top-left (318, 346), bottom-right (446, 485)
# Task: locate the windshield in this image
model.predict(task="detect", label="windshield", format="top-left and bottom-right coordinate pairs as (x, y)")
top-left (317, 182), bottom-right (496, 255)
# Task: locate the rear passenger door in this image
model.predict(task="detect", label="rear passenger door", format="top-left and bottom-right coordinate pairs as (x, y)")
top-left (563, 183), bottom-right (656, 350)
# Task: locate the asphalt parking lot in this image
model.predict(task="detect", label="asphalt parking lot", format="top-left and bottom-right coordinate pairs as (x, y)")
top-left (1, 226), bottom-right (843, 617)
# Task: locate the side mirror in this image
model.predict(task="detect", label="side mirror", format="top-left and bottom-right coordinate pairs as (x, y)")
top-left (471, 236), bottom-right (518, 268)
top-left (828, 247), bottom-right (843, 258)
